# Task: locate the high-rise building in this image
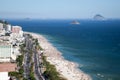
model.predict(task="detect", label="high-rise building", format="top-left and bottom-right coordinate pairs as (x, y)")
top-left (11, 26), bottom-right (23, 38)
top-left (12, 26), bottom-right (22, 33)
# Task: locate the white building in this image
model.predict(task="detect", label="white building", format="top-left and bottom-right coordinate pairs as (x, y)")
top-left (0, 23), bottom-right (6, 36)
top-left (0, 72), bottom-right (10, 80)
top-left (0, 29), bottom-right (5, 36)
top-left (0, 23), bottom-right (4, 34)
top-left (0, 44), bottom-right (13, 62)
top-left (0, 23), bottom-right (3, 31)
top-left (13, 47), bottom-right (21, 55)
top-left (5, 24), bottom-right (11, 32)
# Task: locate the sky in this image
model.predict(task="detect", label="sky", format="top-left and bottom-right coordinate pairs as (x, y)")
top-left (0, 0), bottom-right (120, 19)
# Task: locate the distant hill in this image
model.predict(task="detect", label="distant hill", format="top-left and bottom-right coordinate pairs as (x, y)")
top-left (93, 14), bottom-right (105, 20)
top-left (24, 18), bottom-right (31, 20)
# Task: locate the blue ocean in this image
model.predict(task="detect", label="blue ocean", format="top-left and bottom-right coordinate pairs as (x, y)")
top-left (8, 19), bottom-right (120, 80)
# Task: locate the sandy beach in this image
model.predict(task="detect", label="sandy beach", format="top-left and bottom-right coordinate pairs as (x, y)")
top-left (25, 32), bottom-right (92, 80)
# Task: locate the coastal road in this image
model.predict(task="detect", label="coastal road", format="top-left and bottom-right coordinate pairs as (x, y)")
top-left (23, 34), bottom-right (33, 79)
top-left (24, 34), bottom-right (44, 80)
top-left (33, 46), bottom-right (44, 80)
top-left (23, 34), bottom-right (29, 79)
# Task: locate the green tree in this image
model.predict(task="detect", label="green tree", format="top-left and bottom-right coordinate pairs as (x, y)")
top-left (16, 55), bottom-right (23, 66)
top-left (42, 56), bottom-right (67, 80)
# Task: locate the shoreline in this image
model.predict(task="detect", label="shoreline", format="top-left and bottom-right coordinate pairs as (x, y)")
top-left (24, 31), bottom-right (92, 80)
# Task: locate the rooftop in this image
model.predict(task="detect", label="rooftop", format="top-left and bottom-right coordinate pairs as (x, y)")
top-left (0, 63), bottom-right (17, 72)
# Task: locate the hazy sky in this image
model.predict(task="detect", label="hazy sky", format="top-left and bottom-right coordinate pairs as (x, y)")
top-left (0, 0), bottom-right (120, 19)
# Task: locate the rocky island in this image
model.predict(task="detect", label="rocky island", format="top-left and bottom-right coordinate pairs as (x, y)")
top-left (71, 20), bottom-right (80, 25)
top-left (93, 14), bottom-right (105, 20)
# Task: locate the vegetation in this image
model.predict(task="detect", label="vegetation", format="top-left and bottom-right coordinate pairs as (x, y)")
top-left (23, 78), bottom-right (28, 80)
top-left (16, 55), bottom-right (23, 66)
top-left (34, 38), bottom-right (43, 50)
top-left (19, 66), bottom-right (24, 75)
top-left (8, 67), bottom-right (24, 79)
top-left (28, 60), bottom-right (35, 80)
top-left (19, 43), bottom-right (26, 53)
top-left (28, 34), bottom-right (33, 39)
top-left (42, 56), bottom-right (67, 80)
top-left (8, 72), bottom-right (19, 77)
top-left (29, 72), bottom-right (36, 80)
top-left (25, 34), bottom-right (36, 79)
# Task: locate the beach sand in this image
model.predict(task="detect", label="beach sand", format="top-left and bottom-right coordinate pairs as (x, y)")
top-left (25, 32), bottom-right (92, 80)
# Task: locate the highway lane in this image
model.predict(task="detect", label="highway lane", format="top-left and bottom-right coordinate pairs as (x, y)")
top-left (33, 46), bottom-right (44, 80)
top-left (23, 34), bottom-right (45, 80)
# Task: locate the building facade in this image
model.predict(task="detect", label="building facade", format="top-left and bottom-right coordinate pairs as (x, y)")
top-left (11, 26), bottom-right (23, 38)
top-left (5, 24), bottom-right (11, 32)
top-left (12, 26), bottom-right (22, 33)
top-left (0, 44), bottom-right (13, 62)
